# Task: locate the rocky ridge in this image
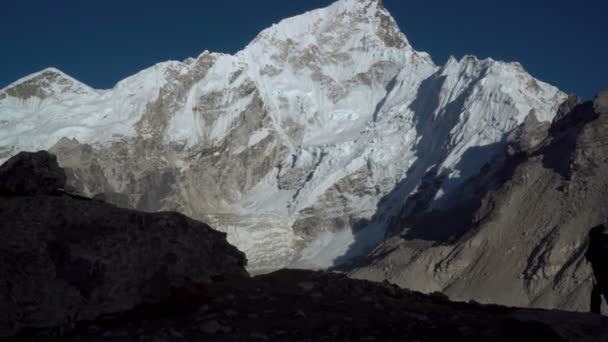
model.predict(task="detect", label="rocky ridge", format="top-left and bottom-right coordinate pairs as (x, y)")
top-left (11, 270), bottom-right (608, 342)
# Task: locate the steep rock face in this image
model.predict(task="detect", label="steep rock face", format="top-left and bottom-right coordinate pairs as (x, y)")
top-left (351, 91), bottom-right (608, 312)
top-left (0, 0), bottom-right (565, 270)
top-left (0, 152), bottom-right (247, 338)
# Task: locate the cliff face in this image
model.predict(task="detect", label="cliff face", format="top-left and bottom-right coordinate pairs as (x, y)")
top-left (0, 151), bottom-right (248, 338)
top-left (351, 91), bottom-right (608, 312)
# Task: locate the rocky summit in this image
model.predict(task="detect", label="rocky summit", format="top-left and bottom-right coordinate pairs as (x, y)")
top-left (0, 151), bottom-right (248, 338)
top-left (0, 0), bottom-right (564, 271)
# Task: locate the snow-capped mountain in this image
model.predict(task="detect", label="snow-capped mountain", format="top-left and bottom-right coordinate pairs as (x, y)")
top-left (0, 0), bottom-right (565, 271)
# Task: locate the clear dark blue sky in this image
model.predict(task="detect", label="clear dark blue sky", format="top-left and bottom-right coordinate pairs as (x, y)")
top-left (1, 0), bottom-right (605, 99)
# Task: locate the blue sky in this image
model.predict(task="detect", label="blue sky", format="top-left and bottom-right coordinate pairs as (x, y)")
top-left (1, 0), bottom-right (606, 99)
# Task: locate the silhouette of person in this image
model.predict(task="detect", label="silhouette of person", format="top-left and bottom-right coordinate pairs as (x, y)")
top-left (586, 224), bottom-right (608, 314)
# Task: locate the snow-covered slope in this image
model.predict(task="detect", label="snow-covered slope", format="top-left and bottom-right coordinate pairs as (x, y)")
top-left (0, 0), bottom-right (566, 271)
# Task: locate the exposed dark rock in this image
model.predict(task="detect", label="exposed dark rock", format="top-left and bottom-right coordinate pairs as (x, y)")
top-left (506, 110), bottom-right (550, 156)
top-left (593, 89), bottom-right (608, 115)
top-left (92, 191), bottom-right (131, 208)
top-left (0, 152), bottom-right (248, 338)
top-left (0, 151), bottom-right (66, 196)
top-left (554, 94), bottom-right (582, 123)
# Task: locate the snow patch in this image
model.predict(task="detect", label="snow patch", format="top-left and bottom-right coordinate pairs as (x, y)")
top-left (248, 128), bottom-right (270, 147)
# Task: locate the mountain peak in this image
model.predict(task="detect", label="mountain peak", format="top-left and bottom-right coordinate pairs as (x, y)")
top-left (243, 0), bottom-right (408, 55)
top-left (1, 67), bottom-right (94, 100)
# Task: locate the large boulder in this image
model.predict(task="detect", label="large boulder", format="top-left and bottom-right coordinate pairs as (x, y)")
top-left (0, 152), bottom-right (248, 338)
top-left (0, 151), bottom-right (66, 196)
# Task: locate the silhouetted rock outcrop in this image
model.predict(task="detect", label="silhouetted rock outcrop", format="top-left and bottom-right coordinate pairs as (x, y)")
top-left (0, 151), bottom-right (248, 338)
top-left (0, 151), bottom-right (66, 196)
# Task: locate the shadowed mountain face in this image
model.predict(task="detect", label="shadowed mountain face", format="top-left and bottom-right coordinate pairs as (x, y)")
top-left (351, 90), bottom-right (608, 312)
top-left (0, 151), bottom-right (248, 338)
top-left (0, 0), bottom-right (565, 271)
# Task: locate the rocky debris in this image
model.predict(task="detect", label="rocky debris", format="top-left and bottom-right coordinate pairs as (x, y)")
top-left (351, 91), bottom-right (608, 312)
top-left (11, 270), bottom-right (608, 341)
top-left (0, 151), bottom-right (66, 196)
top-left (0, 151), bottom-right (248, 338)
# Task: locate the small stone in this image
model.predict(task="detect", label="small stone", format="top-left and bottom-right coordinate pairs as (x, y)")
top-left (200, 320), bottom-right (222, 334)
top-left (458, 326), bottom-right (473, 334)
top-left (295, 310), bottom-right (307, 318)
top-left (224, 309), bottom-right (238, 317)
top-left (298, 281), bottom-right (316, 292)
top-left (87, 325), bottom-right (102, 334)
top-left (360, 337), bottom-right (377, 341)
top-left (250, 332), bottom-right (270, 340)
top-left (311, 291), bottom-right (323, 298)
top-left (168, 329), bottom-right (184, 339)
top-left (248, 313), bottom-right (260, 319)
top-left (407, 313), bottom-right (429, 321)
top-left (198, 304), bottom-right (210, 314)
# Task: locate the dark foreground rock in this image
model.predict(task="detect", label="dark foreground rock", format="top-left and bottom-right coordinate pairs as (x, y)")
top-left (0, 151), bottom-right (248, 338)
top-left (0, 151), bottom-right (66, 196)
top-left (11, 269), bottom-right (608, 342)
